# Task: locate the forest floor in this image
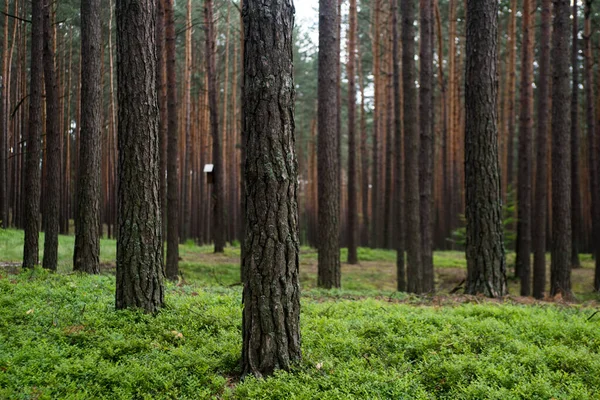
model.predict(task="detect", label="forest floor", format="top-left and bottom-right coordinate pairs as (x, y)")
top-left (1, 229), bottom-right (600, 399)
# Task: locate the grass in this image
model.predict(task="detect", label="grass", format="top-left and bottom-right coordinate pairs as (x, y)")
top-left (2, 228), bottom-right (600, 398)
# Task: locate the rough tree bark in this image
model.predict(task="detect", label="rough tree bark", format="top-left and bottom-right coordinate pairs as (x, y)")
top-left (550, 0), bottom-right (573, 299)
top-left (401, 0), bottom-right (422, 293)
top-left (571, 0), bottom-right (582, 268)
top-left (42, 0), bottom-right (61, 271)
top-left (23, 0), bottom-right (43, 269)
top-left (157, 0), bottom-right (167, 244)
top-left (533, 0), bottom-right (552, 299)
top-left (347, 0), bottom-right (358, 265)
top-left (464, 0), bottom-right (508, 297)
top-left (516, 0), bottom-right (534, 295)
top-left (318, 0), bottom-right (341, 288)
top-left (74, 0), bottom-right (102, 274)
top-left (241, 0), bottom-right (301, 378)
top-left (419, 0), bottom-right (434, 292)
top-left (165, 0), bottom-right (179, 280)
top-left (205, 0), bottom-right (225, 253)
top-left (115, 0), bottom-right (165, 313)
top-left (392, 0), bottom-right (405, 291)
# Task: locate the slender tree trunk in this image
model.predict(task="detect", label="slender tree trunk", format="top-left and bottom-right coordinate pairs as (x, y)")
top-left (371, 0), bottom-right (380, 248)
top-left (23, 0), bottom-right (44, 269)
top-left (0, 0), bottom-right (8, 229)
top-left (533, 0), bottom-right (552, 299)
top-left (347, 0), bottom-right (358, 264)
top-left (419, 0), bottom-right (434, 292)
top-left (571, 0), bottom-right (582, 268)
top-left (401, 0), bottom-right (422, 293)
top-left (465, 0), bottom-right (508, 298)
top-left (157, 0), bottom-right (167, 243)
top-left (516, 0), bottom-right (534, 295)
top-left (358, 44), bottom-right (369, 248)
top-left (182, 0), bottom-right (193, 241)
top-left (41, 0), bottom-right (60, 271)
top-left (115, 0), bottom-right (165, 313)
top-left (550, 0), bottom-right (573, 299)
top-left (165, 0), bottom-right (179, 279)
top-left (241, 0), bottom-right (300, 378)
top-left (205, 0), bottom-right (225, 253)
top-left (318, 0), bottom-right (341, 288)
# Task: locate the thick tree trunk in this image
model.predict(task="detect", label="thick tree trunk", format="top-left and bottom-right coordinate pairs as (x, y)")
top-left (419, 0), bottom-right (434, 292)
top-left (115, 0), bottom-right (165, 313)
top-left (533, 0), bottom-right (552, 299)
top-left (516, 0), bottom-right (534, 295)
top-left (550, 0), bottom-right (573, 299)
top-left (571, 0), bottom-right (582, 268)
top-left (401, 0), bottom-right (422, 293)
top-left (41, 0), bottom-right (61, 271)
top-left (23, 0), bottom-right (43, 269)
top-left (347, 0), bottom-right (358, 265)
top-left (165, 0), bottom-right (179, 280)
top-left (318, 0), bottom-right (341, 288)
top-left (182, 0), bottom-right (193, 241)
top-left (371, 0), bottom-right (380, 248)
top-left (205, 0), bottom-right (225, 253)
top-left (241, 0), bottom-right (301, 378)
top-left (74, 0), bottom-right (102, 274)
top-left (584, 0), bottom-right (600, 292)
top-left (465, 0), bottom-right (508, 298)
top-left (0, 0), bottom-right (8, 229)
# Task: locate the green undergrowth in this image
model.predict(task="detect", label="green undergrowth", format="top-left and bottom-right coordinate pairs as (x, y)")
top-left (1, 269), bottom-right (600, 399)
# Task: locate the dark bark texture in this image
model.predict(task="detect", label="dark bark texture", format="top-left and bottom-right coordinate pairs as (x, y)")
top-left (165, 0), bottom-right (179, 280)
top-left (241, 0), bottom-right (301, 378)
top-left (464, 0), bottom-right (508, 297)
top-left (317, 0), bottom-right (340, 288)
top-left (402, 0), bottom-right (422, 293)
top-left (42, 0), bottom-right (61, 271)
top-left (115, 0), bottom-right (165, 313)
top-left (205, 0), bottom-right (225, 253)
top-left (516, 0), bottom-right (534, 295)
top-left (550, 0), bottom-right (573, 299)
top-left (393, 0), bottom-right (405, 292)
top-left (23, 0), bottom-right (43, 269)
top-left (571, 0), bottom-right (581, 268)
top-left (419, 0), bottom-right (434, 292)
top-left (74, 0), bottom-right (102, 274)
top-left (533, 0), bottom-right (552, 299)
top-left (157, 0), bottom-right (168, 245)
top-left (347, 0), bottom-right (358, 265)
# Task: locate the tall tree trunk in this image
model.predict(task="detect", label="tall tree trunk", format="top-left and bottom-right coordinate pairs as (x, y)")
top-left (23, 0), bottom-right (43, 269)
top-left (465, 0), bottom-right (508, 297)
top-left (516, 0), bottom-right (534, 295)
top-left (165, 0), bottom-right (179, 279)
top-left (115, 0), bottom-right (165, 313)
top-left (393, 0), bottom-right (405, 291)
top-left (371, 0), bottom-right (380, 248)
top-left (550, 0), bottom-right (573, 299)
top-left (157, 0), bottom-right (167, 243)
top-left (347, 0), bottom-right (358, 265)
top-left (41, 0), bottom-right (60, 271)
top-left (182, 0), bottom-right (193, 241)
top-left (205, 0), bottom-right (225, 253)
top-left (503, 0), bottom-right (517, 198)
top-left (241, 0), bottom-right (300, 378)
top-left (401, 0), bottom-right (422, 293)
top-left (0, 0), bottom-right (8, 229)
top-left (419, 0), bottom-right (434, 292)
top-left (318, 0), bottom-right (341, 288)
top-left (74, 0), bottom-right (102, 274)
top-left (584, 0), bottom-right (600, 292)
top-left (533, 0), bottom-right (552, 299)
top-left (571, 0), bottom-right (582, 268)
top-left (358, 44), bottom-right (369, 248)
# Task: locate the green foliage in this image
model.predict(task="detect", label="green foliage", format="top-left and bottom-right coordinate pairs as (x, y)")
top-left (449, 187), bottom-right (517, 250)
top-left (2, 269), bottom-right (600, 399)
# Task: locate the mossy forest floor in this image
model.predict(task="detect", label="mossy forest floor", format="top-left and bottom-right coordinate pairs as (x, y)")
top-left (1, 229), bottom-right (600, 399)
